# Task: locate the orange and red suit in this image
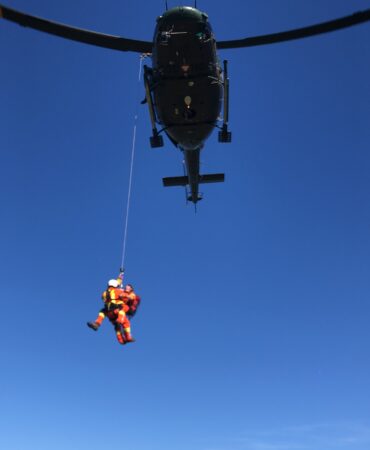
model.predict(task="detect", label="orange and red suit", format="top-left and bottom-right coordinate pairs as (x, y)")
top-left (124, 287), bottom-right (141, 318)
top-left (93, 285), bottom-right (134, 344)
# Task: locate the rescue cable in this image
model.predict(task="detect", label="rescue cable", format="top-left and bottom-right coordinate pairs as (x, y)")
top-left (120, 54), bottom-right (146, 269)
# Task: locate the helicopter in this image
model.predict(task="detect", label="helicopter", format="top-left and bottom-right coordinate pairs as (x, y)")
top-left (1, 3), bottom-right (370, 204)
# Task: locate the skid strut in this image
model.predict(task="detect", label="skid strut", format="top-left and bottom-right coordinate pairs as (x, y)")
top-left (218, 60), bottom-right (232, 143)
top-left (144, 65), bottom-right (163, 148)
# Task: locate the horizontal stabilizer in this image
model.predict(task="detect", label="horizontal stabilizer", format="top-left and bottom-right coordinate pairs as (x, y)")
top-left (162, 176), bottom-right (188, 187)
top-left (199, 173), bottom-right (225, 184)
top-left (163, 173), bottom-right (225, 187)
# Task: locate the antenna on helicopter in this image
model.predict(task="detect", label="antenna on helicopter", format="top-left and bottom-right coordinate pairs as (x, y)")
top-left (195, 1), bottom-right (197, 8)
top-left (165, 1), bottom-right (168, 11)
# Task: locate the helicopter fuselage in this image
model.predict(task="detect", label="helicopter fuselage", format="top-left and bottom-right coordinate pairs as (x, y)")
top-left (152, 8), bottom-right (222, 150)
top-left (144, 7), bottom-right (228, 203)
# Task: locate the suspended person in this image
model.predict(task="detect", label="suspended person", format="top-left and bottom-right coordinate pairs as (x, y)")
top-left (87, 275), bottom-right (135, 345)
top-left (124, 284), bottom-right (141, 319)
top-left (117, 271), bottom-right (141, 319)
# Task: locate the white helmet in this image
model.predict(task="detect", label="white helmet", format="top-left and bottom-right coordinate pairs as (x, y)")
top-left (108, 279), bottom-right (119, 288)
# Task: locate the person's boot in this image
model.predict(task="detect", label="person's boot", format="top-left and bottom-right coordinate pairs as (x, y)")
top-left (123, 327), bottom-right (135, 343)
top-left (87, 322), bottom-right (99, 331)
top-left (116, 333), bottom-right (126, 345)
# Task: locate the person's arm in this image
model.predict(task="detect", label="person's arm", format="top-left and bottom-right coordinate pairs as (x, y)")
top-left (117, 268), bottom-right (125, 287)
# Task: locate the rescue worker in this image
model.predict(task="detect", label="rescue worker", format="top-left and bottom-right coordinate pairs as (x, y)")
top-left (124, 284), bottom-right (141, 318)
top-left (87, 277), bottom-right (135, 345)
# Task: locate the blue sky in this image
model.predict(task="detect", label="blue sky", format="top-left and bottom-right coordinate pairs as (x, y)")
top-left (1, 1), bottom-right (370, 449)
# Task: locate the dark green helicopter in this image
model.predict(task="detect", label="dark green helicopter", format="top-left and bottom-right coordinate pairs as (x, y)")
top-left (1, 3), bottom-right (370, 204)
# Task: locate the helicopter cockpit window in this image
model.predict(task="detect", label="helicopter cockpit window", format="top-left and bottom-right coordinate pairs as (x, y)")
top-left (157, 26), bottom-right (173, 44)
top-left (159, 32), bottom-right (169, 44)
top-left (195, 23), bottom-right (212, 42)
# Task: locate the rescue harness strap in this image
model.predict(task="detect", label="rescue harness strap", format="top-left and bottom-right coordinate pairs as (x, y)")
top-left (120, 54), bottom-right (146, 269)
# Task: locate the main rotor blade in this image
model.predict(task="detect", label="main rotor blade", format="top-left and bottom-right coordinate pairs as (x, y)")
top-left (0, 4), bottom-right (152, 53)
top-left (217, 9), bottom-right (370, 50)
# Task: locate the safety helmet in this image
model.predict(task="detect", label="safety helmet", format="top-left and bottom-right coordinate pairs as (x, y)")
top-left (108, 279), bottom-right (119, 288)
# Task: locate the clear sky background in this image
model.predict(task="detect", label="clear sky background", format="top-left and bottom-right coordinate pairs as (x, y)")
top-left (1, 1), bottom-right (370, 449)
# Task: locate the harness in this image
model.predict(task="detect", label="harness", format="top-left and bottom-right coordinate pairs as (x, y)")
top-left (103, 288), bottom-right (124, 312)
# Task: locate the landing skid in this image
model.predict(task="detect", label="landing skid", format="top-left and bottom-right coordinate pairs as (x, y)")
top-left (143, 65), bottom-right (164, 148)
top-left (150, 130), bottom-right (164, 148)
top-left (218, 124), bottom-right (232, 143)
top-left (218, 60), bottom-right (232, 143)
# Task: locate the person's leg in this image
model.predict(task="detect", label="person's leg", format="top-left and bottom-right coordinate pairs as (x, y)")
top-left (87, 309), bottom-right (106, 331)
